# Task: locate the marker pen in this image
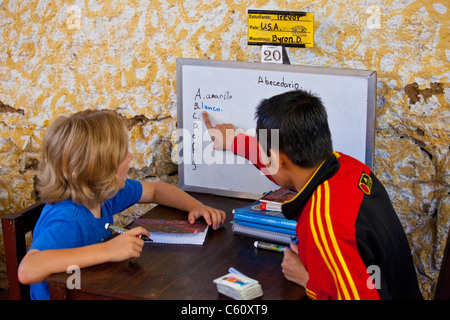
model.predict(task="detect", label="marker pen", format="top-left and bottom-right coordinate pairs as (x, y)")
top-left (228, 267), bottom-right (247, 277)
top-left (105, 223), bottom-right (152, 242)
top-left (254, 241), bottom-right (287, 253)
top-left (291, 236), bottom-right (298, 245)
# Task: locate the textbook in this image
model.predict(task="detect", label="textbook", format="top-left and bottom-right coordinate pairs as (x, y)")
top-left (232, 196), bottom-right (296, 245)
top-left (131, 218), bottom-right (209, 245)
top-left (231, 220), bottom-right (292, 245)
top-left (259, 188), bottom-right (297, 211)
top-left (213, 273), bottom-right (263, 300)
top-left (233, 219), bottom-right (296, 236)
top-left (232, 203), bottom-right (296, 231)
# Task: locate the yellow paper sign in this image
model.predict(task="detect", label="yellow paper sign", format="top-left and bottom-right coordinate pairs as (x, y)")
top-left (248, 9), bottom-right (314, 47)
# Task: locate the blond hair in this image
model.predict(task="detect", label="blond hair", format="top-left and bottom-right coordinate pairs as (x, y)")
top-left (37, 110), bottom-right (129, 207)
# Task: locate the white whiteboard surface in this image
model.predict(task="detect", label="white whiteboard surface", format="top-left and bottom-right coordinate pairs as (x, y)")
top-left (176, 58), bottom-right (376, 199)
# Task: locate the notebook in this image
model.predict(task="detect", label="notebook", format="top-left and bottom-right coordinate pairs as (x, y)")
top-left (131, 218), bottom-right (209, 245)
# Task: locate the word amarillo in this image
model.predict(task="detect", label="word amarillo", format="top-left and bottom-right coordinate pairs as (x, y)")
top-left (194, 88), bottom-right (233, 100)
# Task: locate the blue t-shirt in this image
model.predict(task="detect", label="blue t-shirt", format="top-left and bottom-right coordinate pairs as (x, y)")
top-left (29, 179), bottom-right (143, 300)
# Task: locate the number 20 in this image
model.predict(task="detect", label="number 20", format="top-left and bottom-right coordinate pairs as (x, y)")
top-left (263, 49), bottom-right (281, 62)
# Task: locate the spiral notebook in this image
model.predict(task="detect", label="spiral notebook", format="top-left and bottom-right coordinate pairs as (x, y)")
top-left (131, 218), bottom-right (209, 245)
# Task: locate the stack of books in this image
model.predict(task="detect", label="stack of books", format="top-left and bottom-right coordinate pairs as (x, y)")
top-left (231, 188), bottom-right (297, 245)
top-left (258, 188), bottom-right (297, 211)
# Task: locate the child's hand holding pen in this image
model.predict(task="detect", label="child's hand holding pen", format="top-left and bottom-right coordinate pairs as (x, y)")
top-left (281, 236), bottom-right (309, 288)
top-left (104, 226), bottom-right (150, 262)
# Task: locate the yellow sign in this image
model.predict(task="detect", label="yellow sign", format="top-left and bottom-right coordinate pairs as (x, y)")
top-left (248, 9), bottom-right (314, 47)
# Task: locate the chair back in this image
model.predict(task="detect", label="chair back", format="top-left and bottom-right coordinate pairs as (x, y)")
top-left (1, 202), bottom-right (45, 300)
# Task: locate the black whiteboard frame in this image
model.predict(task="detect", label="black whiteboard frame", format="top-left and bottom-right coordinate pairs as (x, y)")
top-left (176, 58), bottom-right (376, 199)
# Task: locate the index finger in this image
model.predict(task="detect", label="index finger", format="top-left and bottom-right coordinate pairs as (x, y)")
top-left (202, 111), bottom-right (214, 130)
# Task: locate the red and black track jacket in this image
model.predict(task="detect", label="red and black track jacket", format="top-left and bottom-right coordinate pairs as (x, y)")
top-left (233, 134), bottom-right (422, 300)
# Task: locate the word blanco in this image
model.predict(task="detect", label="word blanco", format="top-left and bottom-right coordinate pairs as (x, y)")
top-left (201, 102), bottom-right (223, 112)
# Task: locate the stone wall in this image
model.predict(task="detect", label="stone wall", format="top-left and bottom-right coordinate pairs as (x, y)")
top-left (0, 0), bottom-right (448, 299)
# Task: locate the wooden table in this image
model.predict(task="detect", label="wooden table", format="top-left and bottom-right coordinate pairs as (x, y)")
top-left (47, 192), bottom-right (305, 300)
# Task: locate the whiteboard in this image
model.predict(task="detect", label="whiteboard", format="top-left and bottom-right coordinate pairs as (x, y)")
top-left (176, 58), bottom-right (376, 199)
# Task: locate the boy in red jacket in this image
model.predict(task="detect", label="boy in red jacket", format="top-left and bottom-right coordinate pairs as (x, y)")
top-left (203, 90), bottom-right (422, 300)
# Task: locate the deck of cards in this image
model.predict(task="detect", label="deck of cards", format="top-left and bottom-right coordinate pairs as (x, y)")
top-left (213, 272), bottom-right (263, 300)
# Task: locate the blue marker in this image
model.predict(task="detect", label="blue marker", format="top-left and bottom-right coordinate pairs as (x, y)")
top-left (228, 267), bottom-right (247, 277)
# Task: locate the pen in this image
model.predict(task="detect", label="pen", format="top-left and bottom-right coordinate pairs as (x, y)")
top-left (228, 267), bottom-right (247, 277)
top-left (105, 223), bottom-right (153, 242)
top-left (254, 241), bottom-right (287, 253)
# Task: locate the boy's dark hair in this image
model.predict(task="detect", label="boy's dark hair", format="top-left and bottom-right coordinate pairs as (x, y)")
top-left (256, 89), bottom-right (333, 168)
